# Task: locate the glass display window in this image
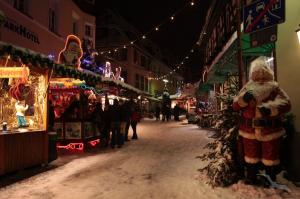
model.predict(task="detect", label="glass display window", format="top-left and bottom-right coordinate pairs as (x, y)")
top-left (0, 59), bottom-right (48, 132)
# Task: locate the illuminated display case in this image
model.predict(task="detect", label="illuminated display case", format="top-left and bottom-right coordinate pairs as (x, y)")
top-left (0, 57), bottom-right (49, 175)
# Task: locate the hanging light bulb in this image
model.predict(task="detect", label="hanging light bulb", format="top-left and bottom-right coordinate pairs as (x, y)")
top-left (171, 16), bottom-right (174, 20)
top-left (130, 41), bottom-right (134, 44)
top-left (155, 27), bottom-right (159, 31)
top-left (123, 45), bottom-right (126, 48)
top-left (114, 49), bottom-right (118, 52)
top-left (108, 51), bottom-right (111, 54)
top-left (142, 35), bottom-right (146, 39)
top-left (185, 56), bottom-right (189, 59)
top-left (190, 1), bottom-right (194, 6)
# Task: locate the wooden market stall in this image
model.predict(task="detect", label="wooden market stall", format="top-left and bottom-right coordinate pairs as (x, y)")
top-left (0, 46), bottom-right (49, 175)
top-left (49, 78), bottom-right (102, 151)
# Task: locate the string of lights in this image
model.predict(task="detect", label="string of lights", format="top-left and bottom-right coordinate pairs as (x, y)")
top-left (97, 1), bottom-right (197, 81)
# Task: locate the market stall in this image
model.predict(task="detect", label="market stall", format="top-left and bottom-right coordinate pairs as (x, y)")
top-left (49, 78), bottom-right (101, 151)
top-left (0, 52), bottom-right (49, 175)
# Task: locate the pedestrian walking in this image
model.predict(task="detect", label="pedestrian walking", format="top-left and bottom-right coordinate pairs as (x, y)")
top-left (155, 105), bottom-right (161, 121)
top-left (123, 99), bottom-right (134, 141)
top-left (130, 106), bottom-right (141, 140)
top-left (102, 102), bottom-right (111, 148)
top-left (173, 104), bottom-right (180, 121)
top-left (109, 99), bottom-right (122, 148)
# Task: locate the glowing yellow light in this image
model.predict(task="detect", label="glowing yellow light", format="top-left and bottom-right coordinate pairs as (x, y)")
top-left (142, 35), bottom-right (146, 39)
top-left (191, 1), bottom-right (194, 6)
top-left (171, 16), bottom-right (174, 20)
top-left (155, 27), bottom-right (159, 31)
top-left (114, 49), bottom-right (118, 52)
top-left (108, 51), bottom-right (111, 54)
top-left (297, 27), bottom-right (300, 44)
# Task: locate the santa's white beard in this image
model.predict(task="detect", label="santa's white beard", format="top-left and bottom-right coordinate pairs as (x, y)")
top-left (244, 80), bottom-right (277, 104)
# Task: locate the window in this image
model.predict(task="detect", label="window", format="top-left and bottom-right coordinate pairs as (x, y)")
top-left (140, 76), bottom-right (144, 91)
top-left (72, 21), bottom-right (78, 35)
top-left (11, 0), bottom-right (28, 14)
top-left (49, 8), bottom-right (56, 32)
top-left (85, 24), bottom-right (93, 37)
top-left (135, 74), bottom-right (139, 89)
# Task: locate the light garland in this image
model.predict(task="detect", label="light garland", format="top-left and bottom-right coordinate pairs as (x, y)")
top-left (97, 1), bottom-right (197, 82)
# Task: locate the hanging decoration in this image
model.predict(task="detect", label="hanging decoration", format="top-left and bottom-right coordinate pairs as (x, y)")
top-left (97, 1), bottom-right (197, 82)
top-left (58, 35), bottom-right (83, 71)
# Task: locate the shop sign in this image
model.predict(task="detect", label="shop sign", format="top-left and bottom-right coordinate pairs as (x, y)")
top-left (0, 66), bottom-right (30, 78)
top-left (3, 18), bottom-right (40, 44)
top-left (250, 25), bottom-right (277, 47)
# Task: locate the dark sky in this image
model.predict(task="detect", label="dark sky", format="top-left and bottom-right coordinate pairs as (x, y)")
top-left (101, 0), bottom-right (210, 82)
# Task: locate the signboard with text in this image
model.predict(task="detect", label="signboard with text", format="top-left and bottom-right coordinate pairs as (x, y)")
top-left (243, 0), bottom-right (285, 33)
top-left (0, 67), bottom-right (30, 78)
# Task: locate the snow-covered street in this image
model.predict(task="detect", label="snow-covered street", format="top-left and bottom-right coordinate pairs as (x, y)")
top-left (0, 119), bottom-right (299, 199)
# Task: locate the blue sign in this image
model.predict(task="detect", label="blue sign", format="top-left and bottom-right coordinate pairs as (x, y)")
top-left (243, 0), bottom-right (285, 34)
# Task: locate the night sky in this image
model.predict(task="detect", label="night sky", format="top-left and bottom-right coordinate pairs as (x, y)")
top-left (100, 0), bottom-right (210, 82)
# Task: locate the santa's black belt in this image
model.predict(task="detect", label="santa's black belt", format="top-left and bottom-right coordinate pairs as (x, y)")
top-left (240, 118), bottom-right (282, 128)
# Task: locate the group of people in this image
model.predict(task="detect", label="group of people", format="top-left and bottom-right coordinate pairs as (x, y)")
top-left (92, 98), bottom-right (141, 149)
top-left (155, 104), bottom-right (180, 121)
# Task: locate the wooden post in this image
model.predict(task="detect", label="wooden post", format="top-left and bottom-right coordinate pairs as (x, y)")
top-left (273, 44), bottom-right (278, 81)
top-left (236, 0), bottom-right (246, 89)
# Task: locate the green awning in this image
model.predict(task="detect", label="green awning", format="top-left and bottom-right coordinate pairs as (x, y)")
top-left (205, 33), bottom-right (275, 85)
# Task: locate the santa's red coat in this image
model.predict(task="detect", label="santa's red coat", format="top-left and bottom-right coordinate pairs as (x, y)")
top-left (233, 81), bottom-right (291, 165)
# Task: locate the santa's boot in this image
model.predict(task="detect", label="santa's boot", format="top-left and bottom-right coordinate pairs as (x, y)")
top-left (245, 163), bottom-right (259, 185)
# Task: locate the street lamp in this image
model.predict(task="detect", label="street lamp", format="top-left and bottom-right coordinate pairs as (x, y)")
top-left (296, 25), bottom-right (300, 44)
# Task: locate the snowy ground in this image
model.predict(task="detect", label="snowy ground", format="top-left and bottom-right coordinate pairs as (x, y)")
top-left (0, 119), bottom-right (299, 199)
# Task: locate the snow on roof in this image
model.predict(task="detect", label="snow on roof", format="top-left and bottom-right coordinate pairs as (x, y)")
top-left (101, 77), bottom-right (143, 94)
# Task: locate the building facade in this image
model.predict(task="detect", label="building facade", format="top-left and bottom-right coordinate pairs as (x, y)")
top-left (0, 0), bottom-right (95, 59)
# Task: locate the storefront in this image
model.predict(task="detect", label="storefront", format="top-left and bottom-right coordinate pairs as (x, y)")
top-left (0, 44), bottom-right (49, 175)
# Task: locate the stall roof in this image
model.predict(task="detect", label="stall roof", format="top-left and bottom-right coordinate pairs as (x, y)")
top-left (0, 42), bottom-right (101, 86)
top-left (101, 77), bottom-right (143, 94)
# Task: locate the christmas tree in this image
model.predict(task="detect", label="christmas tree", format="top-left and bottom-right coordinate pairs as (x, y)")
top-left (198, 76), bottom-right (242, 187)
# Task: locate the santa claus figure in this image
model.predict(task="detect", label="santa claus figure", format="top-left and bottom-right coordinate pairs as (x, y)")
top-left (233, 57), bottom-right (291, 185)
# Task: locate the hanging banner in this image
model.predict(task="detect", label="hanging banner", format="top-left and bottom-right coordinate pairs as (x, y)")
top-left (0, 66), bottom-right (30, 78)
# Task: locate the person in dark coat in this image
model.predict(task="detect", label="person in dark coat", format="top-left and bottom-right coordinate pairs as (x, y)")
top-left (123, 99), bottom-right (133, 141)
top-left (155, 105), bottom-right (161, 121)
top-left (173, 104), bottom-right (180, 121)
top-left (109, 99), bottom-right (122, 148)
top-left (92, 102), bottom-right (104, 146)
top-left (102, 102), bottom-right (111, 147)
top-left (130, 106), bottom-right (140, 140)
